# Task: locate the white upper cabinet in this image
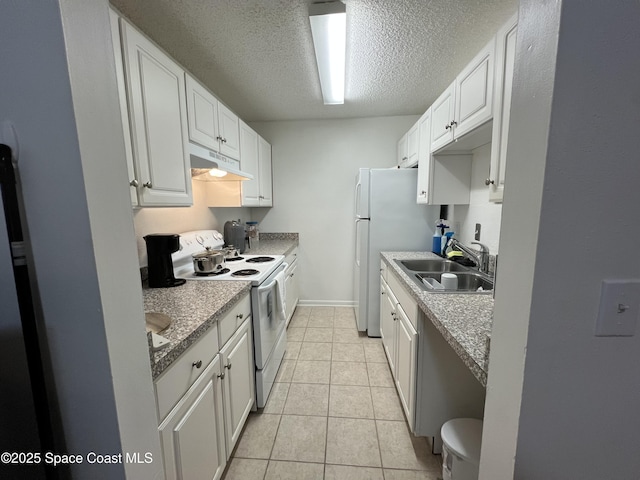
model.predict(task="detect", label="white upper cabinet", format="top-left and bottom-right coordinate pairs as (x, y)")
top-left (431, 38), bottom-right (496, 152)
top-left (489, 15), bottom-right (518, 203)
top-left (239, 120), bottom-right (260, 206)
top-left (109, 9), bottom-right (138, 206)
top-left (185, 74), bottom-right (240, 161)
top-left (239, 122), bottom-right (273, 207)
top-left (257, 136), bottom-right (273, 207)
top-left (185, 73), bottom-right (220, 151)
top-left (398, 121), bottom-right (419, 169)
top-left (416, 109), bottom-right (432, 204)
top-left (430, 82), bottom-right (456, 152)
top-left (217, 103), bottom-right (241, 160)
top-left (397, 132), bottom-right (408, 168)
top-left (120, 19), bottom-right (192, 206)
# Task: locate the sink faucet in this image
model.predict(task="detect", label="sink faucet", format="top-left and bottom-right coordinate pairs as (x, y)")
top-left (448, 239), bottom-right (490, 274)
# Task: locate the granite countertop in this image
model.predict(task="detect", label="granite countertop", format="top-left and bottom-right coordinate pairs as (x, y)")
top-left (243, 232), bottom-right (299, 256)
top-left (143, 232), bottom-right (299, 380)
top-left (144, 280), bottom-right (251, 379)
top-left (381, 251), bottom-right (493, 386)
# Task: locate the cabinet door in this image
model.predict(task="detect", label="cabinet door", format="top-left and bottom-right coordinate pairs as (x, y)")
top-left (416, 109), bottom-right (432, 204)
top-left (121, 20), bottom-right (192, 206)
top-left (489, 16), bottom-right (518, 203)
top-left (109, 9), bottom-right (138, 206)
top-left (239, 121), bottom-right (260, 207)
top-left (217, 103), bottom-right (240, 160)
top-left (406, 122), bottom-right (419, 168)
top-left (430, 83), bottom-right (455, 152)
top-left (379, 277), bottom-right (397, 376)
top-left (454, 38), bottom-right (495, 139)
top-left (258, 136), bottom-right (273, 206)
top-left (395, 305), bottom-right (418, 427)
top-left (284, 261), bottom-right (299, 325)
top-left (221, 317), bottom-right (255, 457)
top-left (185, 74), bottom-right (220, 151)
top-left (397, 132), bottom-right (408, 168)
top-left (159, 355), bottom-right (226, 480)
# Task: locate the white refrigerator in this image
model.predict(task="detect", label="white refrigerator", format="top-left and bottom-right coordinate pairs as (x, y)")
top-left (354, 168), bottom-right (439, 336)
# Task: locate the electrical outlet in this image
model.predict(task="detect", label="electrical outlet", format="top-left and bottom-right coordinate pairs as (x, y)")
top-left (475, 223), bottom-right (481, 241)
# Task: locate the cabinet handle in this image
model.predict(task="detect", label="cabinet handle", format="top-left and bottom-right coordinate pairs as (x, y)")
top-left (450, 120), bottom-right (457, 127)
top-left (217, 372), bottom-right (225, 379)
top-left (225, 362), bottom-right (232, 370)
top-left (420, 190), bottom-right (426, 196)
top-left (129, 179), bottom-right (139, 187)
top-left (143, 181), bottom-right (152, 188)
top-left (216, 135), bottom-right (223, 142)
top-left (290, 273), bottom-right (295, 278)
top-left (236, 313), bottom-right (244, 320)
top-left (445, 124), bottom-right (451, 130)
top-left (485, 178), bottom-right (495, 186)
top-left (222, 137), bottom-right (227, 143)
top-left (381, 291), bottom-right (385, 295)
top-left (192, 360), bottom-right (202, 369)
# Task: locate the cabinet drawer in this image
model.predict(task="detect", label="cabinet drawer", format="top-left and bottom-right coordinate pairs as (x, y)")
top-left (155, 322), bottom-right (219, 422)
top-left (387, 270), bottom-right (418, 330)
top-left (218, 294), bottom-right (252, 348)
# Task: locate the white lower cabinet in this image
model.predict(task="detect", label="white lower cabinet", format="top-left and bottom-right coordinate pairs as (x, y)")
top-left (284, 248), bottom-right (300, 326)
top-left (220, 317), bottom-right (255, 456)
top-left (155, 293), bottom-right (255, 479)
top-left (380, 264), bottom-right (485, 451)
top-left (159, 355), bottom-right (226, 480)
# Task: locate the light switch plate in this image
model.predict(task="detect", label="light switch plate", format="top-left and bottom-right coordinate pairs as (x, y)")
top-left (595, 280), bottom-right (640, 337)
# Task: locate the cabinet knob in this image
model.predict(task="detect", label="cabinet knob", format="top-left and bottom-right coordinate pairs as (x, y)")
top-left (236, 313), bottom-right (244, 320)
top-left (445, 124), bottom-right (451, 130)
top-left (217, 372), bottom-right (225, 379)
top-left (222, 137), bottom-right (227, 143)
top-left (450, 120), bottom-right (457, 127)
top-left (420, 190), bottom-right (426, 195)
top-left (129, 179), bottom-right (139, 187)
top-left (485, 178), bottom-right (495, 186)
top-left (225, 362), bottom-right (232, 370)
top-left (192, 360), bottom-right (202, 369)
top-left (216, 135), bottom-right (223, 142)
top-left (143, 181), bottom-right (152, 188)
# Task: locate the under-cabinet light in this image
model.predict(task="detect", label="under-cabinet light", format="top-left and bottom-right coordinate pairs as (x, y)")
top-left (208, 168), bottom-right (228, 178)
top-left (309, 1), bottom-right (346, 105)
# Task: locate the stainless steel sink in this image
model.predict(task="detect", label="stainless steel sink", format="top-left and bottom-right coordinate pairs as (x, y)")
top-left (394, 258), bottom-right (493, 294)
top-left (399, 259), bottom-right (469, 272)
top-left (416, 272), bottom-right (493, 293)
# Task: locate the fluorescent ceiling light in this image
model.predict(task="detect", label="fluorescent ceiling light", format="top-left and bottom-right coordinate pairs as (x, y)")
top-left (309, 1), bottom-right (346, 105)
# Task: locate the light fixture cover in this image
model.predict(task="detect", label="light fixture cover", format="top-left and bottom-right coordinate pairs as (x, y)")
top-left (309, 1), bottom-right (346, 105)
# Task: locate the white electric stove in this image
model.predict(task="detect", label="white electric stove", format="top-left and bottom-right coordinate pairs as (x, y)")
top-left (172, 230), bottom-right (287, 408)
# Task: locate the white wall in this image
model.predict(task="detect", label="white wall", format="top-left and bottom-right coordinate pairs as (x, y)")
top-left (133, 180), bottom-right (250, 265)
top-left (1, 1), bottom-right (161, 478)
top-left (481, 1), bottom-right (640, 478)
top-left (451, 143), bottom-right (503, 254)
top-left (250, 116), bottom-right (417, 304)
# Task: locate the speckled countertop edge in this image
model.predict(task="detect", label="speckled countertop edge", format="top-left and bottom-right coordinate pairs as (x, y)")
top-left (244, 234), bottom-right (299, 257)
top-left (143, 233), bottom-right (298, 379)
top-left (144, 280), bottom-right (251, 379)
top-left (381, 251), bottom-right (494, 386)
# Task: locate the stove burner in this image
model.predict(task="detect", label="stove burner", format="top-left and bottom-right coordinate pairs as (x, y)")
top-left (225, 256), bottom-right (244, 262)
top-left (246, 256), bottom-right (275, 263)
top-left (232, 269), bottom-right (260, 277)
top-left (194, 268), bottom-right (230, 277)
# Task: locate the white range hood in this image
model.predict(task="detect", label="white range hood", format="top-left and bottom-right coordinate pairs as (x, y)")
top-left (189, 142), bottom-right (253, 182)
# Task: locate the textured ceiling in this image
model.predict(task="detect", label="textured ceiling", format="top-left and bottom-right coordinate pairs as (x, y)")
top-left (110, 0), bottom-right (518, 122)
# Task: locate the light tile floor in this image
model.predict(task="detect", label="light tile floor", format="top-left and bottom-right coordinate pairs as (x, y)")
top-left (222, 306), bottom-right (442, 480)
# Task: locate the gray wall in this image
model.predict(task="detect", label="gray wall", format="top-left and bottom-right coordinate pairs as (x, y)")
top-left (1, 1), bottom-right (161, 478)
top-left (480, 1), bottom-right (640, 478)
top-left (251, 116), bottom-right (417, 304)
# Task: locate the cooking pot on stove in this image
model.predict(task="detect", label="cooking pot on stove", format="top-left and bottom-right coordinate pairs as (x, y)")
top-left (192, 249), bottom-right (226, 274)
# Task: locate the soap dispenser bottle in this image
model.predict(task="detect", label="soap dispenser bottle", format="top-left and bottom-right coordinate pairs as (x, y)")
top-left (432, 221), bottom-right (443, 255)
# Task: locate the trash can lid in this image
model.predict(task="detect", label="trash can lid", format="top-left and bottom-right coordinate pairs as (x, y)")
top-left (441, 418), bottom-right (483, 464)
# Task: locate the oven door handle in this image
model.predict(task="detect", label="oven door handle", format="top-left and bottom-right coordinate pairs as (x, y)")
top-left (256, 263), bottom-right (288, 293)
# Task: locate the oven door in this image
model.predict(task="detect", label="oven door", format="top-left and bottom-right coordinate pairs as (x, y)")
top-left (251, 262), bottom-right (287, 369)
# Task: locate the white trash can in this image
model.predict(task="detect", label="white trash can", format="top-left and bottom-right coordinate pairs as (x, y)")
top-left (441, 418), bottom-right (483, 480)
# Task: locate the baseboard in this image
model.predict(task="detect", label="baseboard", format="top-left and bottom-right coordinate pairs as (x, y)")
top-left (298, 300), bottom-right (356, 307)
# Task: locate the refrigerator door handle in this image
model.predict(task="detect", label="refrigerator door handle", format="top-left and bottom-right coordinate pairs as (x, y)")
top-left (354, 181), bottom-right (361, 217)
top-left (354, 217), bottom-right (368, 267)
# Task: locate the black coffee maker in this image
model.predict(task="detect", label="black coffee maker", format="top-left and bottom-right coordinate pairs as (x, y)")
top-left (144, 234), bottom-right (186, 288)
